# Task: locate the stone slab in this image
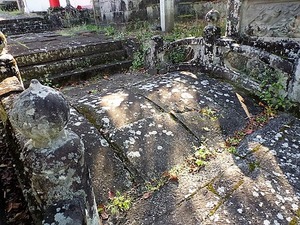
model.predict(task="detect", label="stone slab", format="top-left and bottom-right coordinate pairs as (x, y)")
top-left (67, 108), bottom-right (132, 203)
top-left (61, 71), bottom-right (300, 225)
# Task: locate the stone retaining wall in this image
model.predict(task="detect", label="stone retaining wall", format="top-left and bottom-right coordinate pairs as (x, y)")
top-left (95, 0), bottom-right (227, 24)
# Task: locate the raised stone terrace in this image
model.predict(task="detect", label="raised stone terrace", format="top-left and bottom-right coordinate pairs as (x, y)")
top-left (61, 70), bottom-right (300, 225)
top-left (1, 3), bottom-right (300, 225)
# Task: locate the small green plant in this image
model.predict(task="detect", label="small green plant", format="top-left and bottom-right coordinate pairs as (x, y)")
top-left (166, 46), bottom-right (190, 64)
top-left (194, 146), bottom-right (211, 166)
top-left (259, 69), bottom-right (295, 110)
top-left (145, 178), bottom-right (166, 193)
top-left (226, 136), bottom-right (241, 146)
top-left (199, 107), bottom-right (218, 121)
top-left (57, 24), bottom-right (100, 36)
top-left (248, 161), bottom-right (260, 172)
top-left (131, 50), bottom-right (145, 70)
top-left (103, 26), bottom-right (116, 36)
top-left (255, 114), bottom-right (268, 124)
top-left (107, 191), bottom-right (131, 215)
top-left (42, 78), bottom-right (53, 87)
top-left (227, 146), bottom-right (237, 154)
top-left (187, 145), bottom-right (214, 172)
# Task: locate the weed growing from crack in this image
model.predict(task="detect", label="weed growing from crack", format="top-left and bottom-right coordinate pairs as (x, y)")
top-left (199, 107), bottom-right (218, 121)
top-left (225, 106), bottom-right (277, 154)
top-left (259, 68), bottom-right (295, 111)
top-left (187, 145), bottom-right (215, 172)
top-left (106, 191), bottom-right (132, 215)
top-left (248, 161), bottom-right (260, 172)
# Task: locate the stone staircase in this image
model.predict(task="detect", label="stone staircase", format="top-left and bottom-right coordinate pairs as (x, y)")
top-left (0, 15), bottom-right (52, 35)
top-left (8, 32), bottom-right (136, 86)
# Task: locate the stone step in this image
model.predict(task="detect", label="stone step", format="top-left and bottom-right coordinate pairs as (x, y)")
top-left (40, 60), bottom-right (133, 85)
top-left (14, 39), bottom-right (125, 67)
top-left (0, 17), bottom-right (52, 35)
top-left (8, 32), bottom-right (137, 86)
top-left (20, 49), bottom-right (128, 83)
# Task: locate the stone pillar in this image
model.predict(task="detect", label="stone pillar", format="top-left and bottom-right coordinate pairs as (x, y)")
top-left (9, 80), bottom-right (101, 225)
top-left (145, 35), bottom-right (164, 74)
top-left (288, 58), bottom-right (300, 102)
top-left (226, 0), bottom-right (242, 38)
top-left (202, 9), bottom-right (221, 67)
top-left (160, 0), bottom-right (174, 32)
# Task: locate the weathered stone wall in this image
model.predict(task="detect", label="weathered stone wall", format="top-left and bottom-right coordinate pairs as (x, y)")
top-left (225, 0), bottom-right (300, 102)
top-left (226, 0), bottom-right (300, 38)
top-left (146, 1), bottom-right (300, 106)
top-left (96, 0), bottom-right (227, 23)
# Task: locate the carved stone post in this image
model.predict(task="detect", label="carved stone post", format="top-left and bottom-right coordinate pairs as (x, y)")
top-left (226, 0), bottom-right (242, 38)
top-left (9, 80), bottom-right (101, 225)
top-left (145, 35), bottom-right (164, 74)
top-left (202, 9), bottom-right (222, 67)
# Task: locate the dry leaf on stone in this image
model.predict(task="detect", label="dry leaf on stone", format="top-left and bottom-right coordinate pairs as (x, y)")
top-left (142, 192), bottom-right (151, 200)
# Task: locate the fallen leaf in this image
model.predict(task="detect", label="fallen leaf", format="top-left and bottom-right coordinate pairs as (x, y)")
top-left (142, 192), bottom-right (151, 199)
top-left (236, 93), bottom-right (252, 119)
top-left (168, 173), bottom-right (179, 182)
top-left (101, 211), bottom-right (109, 220)
top-left (245, 129), bottom-right (253, 134)
top-left (108, 190), bottom-right (115, 200)
top-left (7, 202), bottom-right (21, 212)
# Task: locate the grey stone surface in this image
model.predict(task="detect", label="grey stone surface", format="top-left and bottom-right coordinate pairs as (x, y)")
top-left (62, 70), bottom-right (300, 225)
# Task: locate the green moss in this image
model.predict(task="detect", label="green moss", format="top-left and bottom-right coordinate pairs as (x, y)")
top-left (248, 161), bottom-right (260, 172)
top-left (209, 179), bottom-right (244, 216)
top-left (207, 183), bottom-right (219, 196)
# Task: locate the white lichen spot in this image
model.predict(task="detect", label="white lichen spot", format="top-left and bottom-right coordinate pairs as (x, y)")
top-left (128, 137), bottom-right (136, 144)
top-left (166, 131), bottom-right (173, 136)
top-left (237, 208), bottom-right (243, 214)
top-left (272, 171), bottom-right (282, 177)
top-left (171, 88), bottom-right (180, 93)
top-left (201, 80), bottom-right (209, 86)
top-left (217, 186), bottom-right (225, 194)
top-left (127, 151), bottom-right (141, 158)
top-left (263, 220), bottom-right (270, 225)
top-left (74, 122), bottom-right (81, 126)
top-left (282, 143), bottom-right (289, 148)
top-left (213, 214), bottom-right (219, 222)
top-left (253, 191), bottom-right (259, 197)
top-left (277, 213), bottom-right (284, 220)
top-left (26, 108), bottom-right (35, 116)
top-left (265, 180), bottom-right (272, 188)
top-left (181, 92), bottom-right (194, 99)
top-left (274, 220), bottom-right (280, 225)
top-left (259, 202), bottom-right (263, 207)
top-left (149, 131), bottom-right (158, 135)
top-left (100, 138), bottom-right (109, 147)
top-left (78, 98), bottom-right (88, 103)
top-left (292, 203), bottom-right (299, 211)
top-left (136, 130), bottom-right (142, 135)
top-left (206, 201), bottom-right (215, 208)
top-left (139, 83), bottom-right (155, 91)
top-left (270, 150), bottom-right (277, 155)
top-left (275, 133), bottom-right (282, 140)
top-left (54, 213), bottom-right (73, 225)
top-left (149, 122), bottom-right (155, 127)
top-left (102, 117), bottom-right (110, 128)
